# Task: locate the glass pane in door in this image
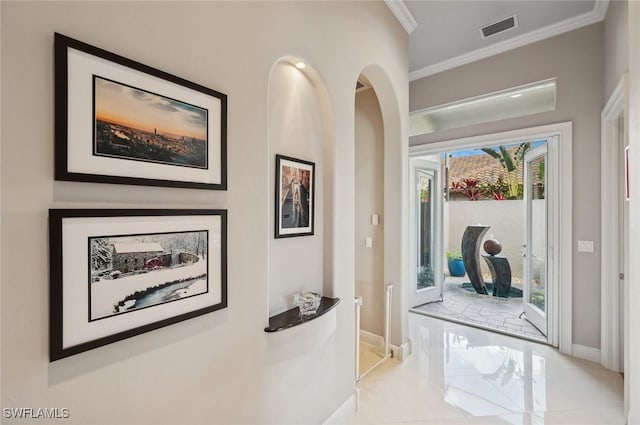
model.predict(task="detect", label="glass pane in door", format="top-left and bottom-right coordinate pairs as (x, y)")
top-left (417, 169), bottom-right (435, 290)
top-left (528, 156), bottom-right (546, 311)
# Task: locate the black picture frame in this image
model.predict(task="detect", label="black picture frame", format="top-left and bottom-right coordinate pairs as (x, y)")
top-left (54, 33), bottom-right (227, 190)
top-left (49, 209), bottom-right (227, 361)
top-left (275, 154), bottom-right (315, 238)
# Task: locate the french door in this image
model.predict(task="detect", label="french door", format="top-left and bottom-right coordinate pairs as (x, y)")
top-left (409, 158), bottom-right (443, 308)
top-left (523, 144), bottom-right (548, 335)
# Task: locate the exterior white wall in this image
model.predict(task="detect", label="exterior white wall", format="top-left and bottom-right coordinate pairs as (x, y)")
top-left (409, 24), bottom-right (604, 349)
top-left (355, 89), bottom-right (385, 337)
top-left (0, 2), bottom-right (408, 424)
top-left (447, 199), bottom-right (544, 279)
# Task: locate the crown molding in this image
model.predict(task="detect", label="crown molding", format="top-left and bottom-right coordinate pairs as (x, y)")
top-left (385, 0), bottom-right (417, 34)
top-left (409, 0), bottom-right (610, 81)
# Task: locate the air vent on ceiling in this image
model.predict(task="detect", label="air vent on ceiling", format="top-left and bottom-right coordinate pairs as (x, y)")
top-left (480, 15), bottom-right (518, 39)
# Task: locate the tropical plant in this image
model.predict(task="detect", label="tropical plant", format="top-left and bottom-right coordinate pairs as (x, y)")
top-left (481, 143), bottom-right (530, 199)
top-left (446, 250), bottom-right (463, 260)
top-left (417, 265), bottom-right (435, 288)
top-left (451, 178), bottom-right (483, 200)
top-left (480, 175), bottom-right (508, 200)
top-left (537, 159), bottom-right (545, 199)
top-left (492, 192), bottom-right (506, 200)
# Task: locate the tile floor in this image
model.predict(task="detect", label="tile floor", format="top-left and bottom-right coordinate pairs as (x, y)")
top-left (411, 276), bottom-right (546, 342)
top-left (359, 341), bottom-right (388, 378)
top-left (348, 313), bottom-right (625, 425)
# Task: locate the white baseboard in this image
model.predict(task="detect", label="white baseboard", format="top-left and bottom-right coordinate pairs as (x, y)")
top-left (359, 330), bottom-right (384, 348)
top-left (322, 391), bottom-right (357, 425)
top-left (572, 343), bottom-right (601, 363)
top-left (389, 340), bottom-right (411, 361)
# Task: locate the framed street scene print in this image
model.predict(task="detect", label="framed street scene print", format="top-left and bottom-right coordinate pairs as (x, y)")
top-left (275, 155), bottom-right (315, 238)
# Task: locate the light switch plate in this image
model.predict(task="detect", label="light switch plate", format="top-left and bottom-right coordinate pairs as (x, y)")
top-left (578, 240), bottom-right (594, 252)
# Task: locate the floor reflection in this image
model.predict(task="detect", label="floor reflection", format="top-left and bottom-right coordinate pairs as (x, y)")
top-left (441, 334), bottom-right (546, 416)
top-left (349, 313), bottom-right (624, 425)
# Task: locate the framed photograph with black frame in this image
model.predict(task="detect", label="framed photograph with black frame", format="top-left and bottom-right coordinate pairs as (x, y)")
top-left (275, 154), bottom-right (315, 238)
top-left (49, 209), bottom-right (227, 361)
top-left (54, 33), bottom-right (227, 190)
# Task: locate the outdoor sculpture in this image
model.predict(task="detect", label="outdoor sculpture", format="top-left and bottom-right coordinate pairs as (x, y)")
top-left (482, 253), bottom-right (512, 297)
top-left (461, 226), bottom-right (515, 298)
top-left (461, 225), bottom-right (490, 295)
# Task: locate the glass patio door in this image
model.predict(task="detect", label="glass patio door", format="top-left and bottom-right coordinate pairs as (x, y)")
top-left (523, 144), bottom-right (548, 335)
top-left (409, 158), bottom-right (443, 308)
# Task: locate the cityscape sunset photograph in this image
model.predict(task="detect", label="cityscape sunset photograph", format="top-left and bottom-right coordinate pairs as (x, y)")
top-left (93, 76), bottom-right (208, 169)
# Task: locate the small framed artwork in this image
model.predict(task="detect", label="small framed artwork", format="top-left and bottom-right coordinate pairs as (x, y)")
top-left (49, 209), bottom-right (227, 361)
top-left (54, 33), bottom-right (227, 190)
top-left (275, 154), bottom-right (315, 238)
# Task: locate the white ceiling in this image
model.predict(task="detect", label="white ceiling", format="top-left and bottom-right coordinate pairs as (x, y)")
top-left (389, 0), bottom-right (609, 81)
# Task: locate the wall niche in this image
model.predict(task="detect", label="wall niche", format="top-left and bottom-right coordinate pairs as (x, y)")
top-left (267, 59), bottom-right (336, 322)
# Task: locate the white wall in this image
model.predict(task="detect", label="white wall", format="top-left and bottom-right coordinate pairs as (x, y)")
top-left (626, 1), bottom-right (640, 422)
top-left (409, 24), bottom-right (604, 349)
top-left (604, 0), bottom-right (628, 100)
top-left (0, 2), bottom-right (408, 424)
top-left (268, 62), bottom-right (325, 316)
top-left (355, 89), bottom-right (385, 337)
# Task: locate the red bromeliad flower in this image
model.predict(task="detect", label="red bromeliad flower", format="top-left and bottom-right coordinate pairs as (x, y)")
top-left (451, 178), bottom-right (483, 200)
top-left (462, 178), bottom-right (480, 187)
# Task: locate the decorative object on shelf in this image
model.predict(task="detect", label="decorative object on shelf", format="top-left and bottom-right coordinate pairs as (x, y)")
top-left (264, 297), bottom-right (340, 332)
top-left (446, 250), bottom-right (466, 277)
top-left (275, 154), bottom-right (315, 238)
top-left (483, 237), bottom-right (502, 256)
top-left (293, 291), bottom-right (321, 316)
top-left (49, 209), bottom-right (227, 361)
top-left (54, 33), bottom-right (227, 190)
top-left (461, 225), bottom-right (490, 294)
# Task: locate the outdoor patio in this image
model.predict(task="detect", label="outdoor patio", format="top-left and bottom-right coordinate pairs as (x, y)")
top-left (411, 275), bottom-right (546, 342)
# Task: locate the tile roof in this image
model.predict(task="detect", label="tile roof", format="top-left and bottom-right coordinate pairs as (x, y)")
top-left (446, 147), bottom-right (543, 187)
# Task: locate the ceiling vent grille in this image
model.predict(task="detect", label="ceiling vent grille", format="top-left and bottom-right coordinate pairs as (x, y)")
top-left (481, 15), bottom-right (518, 39)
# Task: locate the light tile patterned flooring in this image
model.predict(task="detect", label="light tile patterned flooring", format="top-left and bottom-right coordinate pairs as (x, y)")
top-left (411, 276), bottom-right (546, 342)
top-left (359, 341), bottom-right (387, 377)
top-left (348, 314), bottom-right (625, 425)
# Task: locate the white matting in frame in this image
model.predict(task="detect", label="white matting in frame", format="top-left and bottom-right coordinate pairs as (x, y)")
top-left (49, 209), bottom-right (227, 361)
top-left (55, 33), bottom-right (227, 190)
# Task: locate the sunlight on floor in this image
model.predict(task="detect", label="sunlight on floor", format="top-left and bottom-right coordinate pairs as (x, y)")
top-left (348, 313), bottom-right (624, 425)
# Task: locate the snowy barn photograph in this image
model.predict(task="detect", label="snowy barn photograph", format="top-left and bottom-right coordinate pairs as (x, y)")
top-left (89, 230), bottom-right (209, 321)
